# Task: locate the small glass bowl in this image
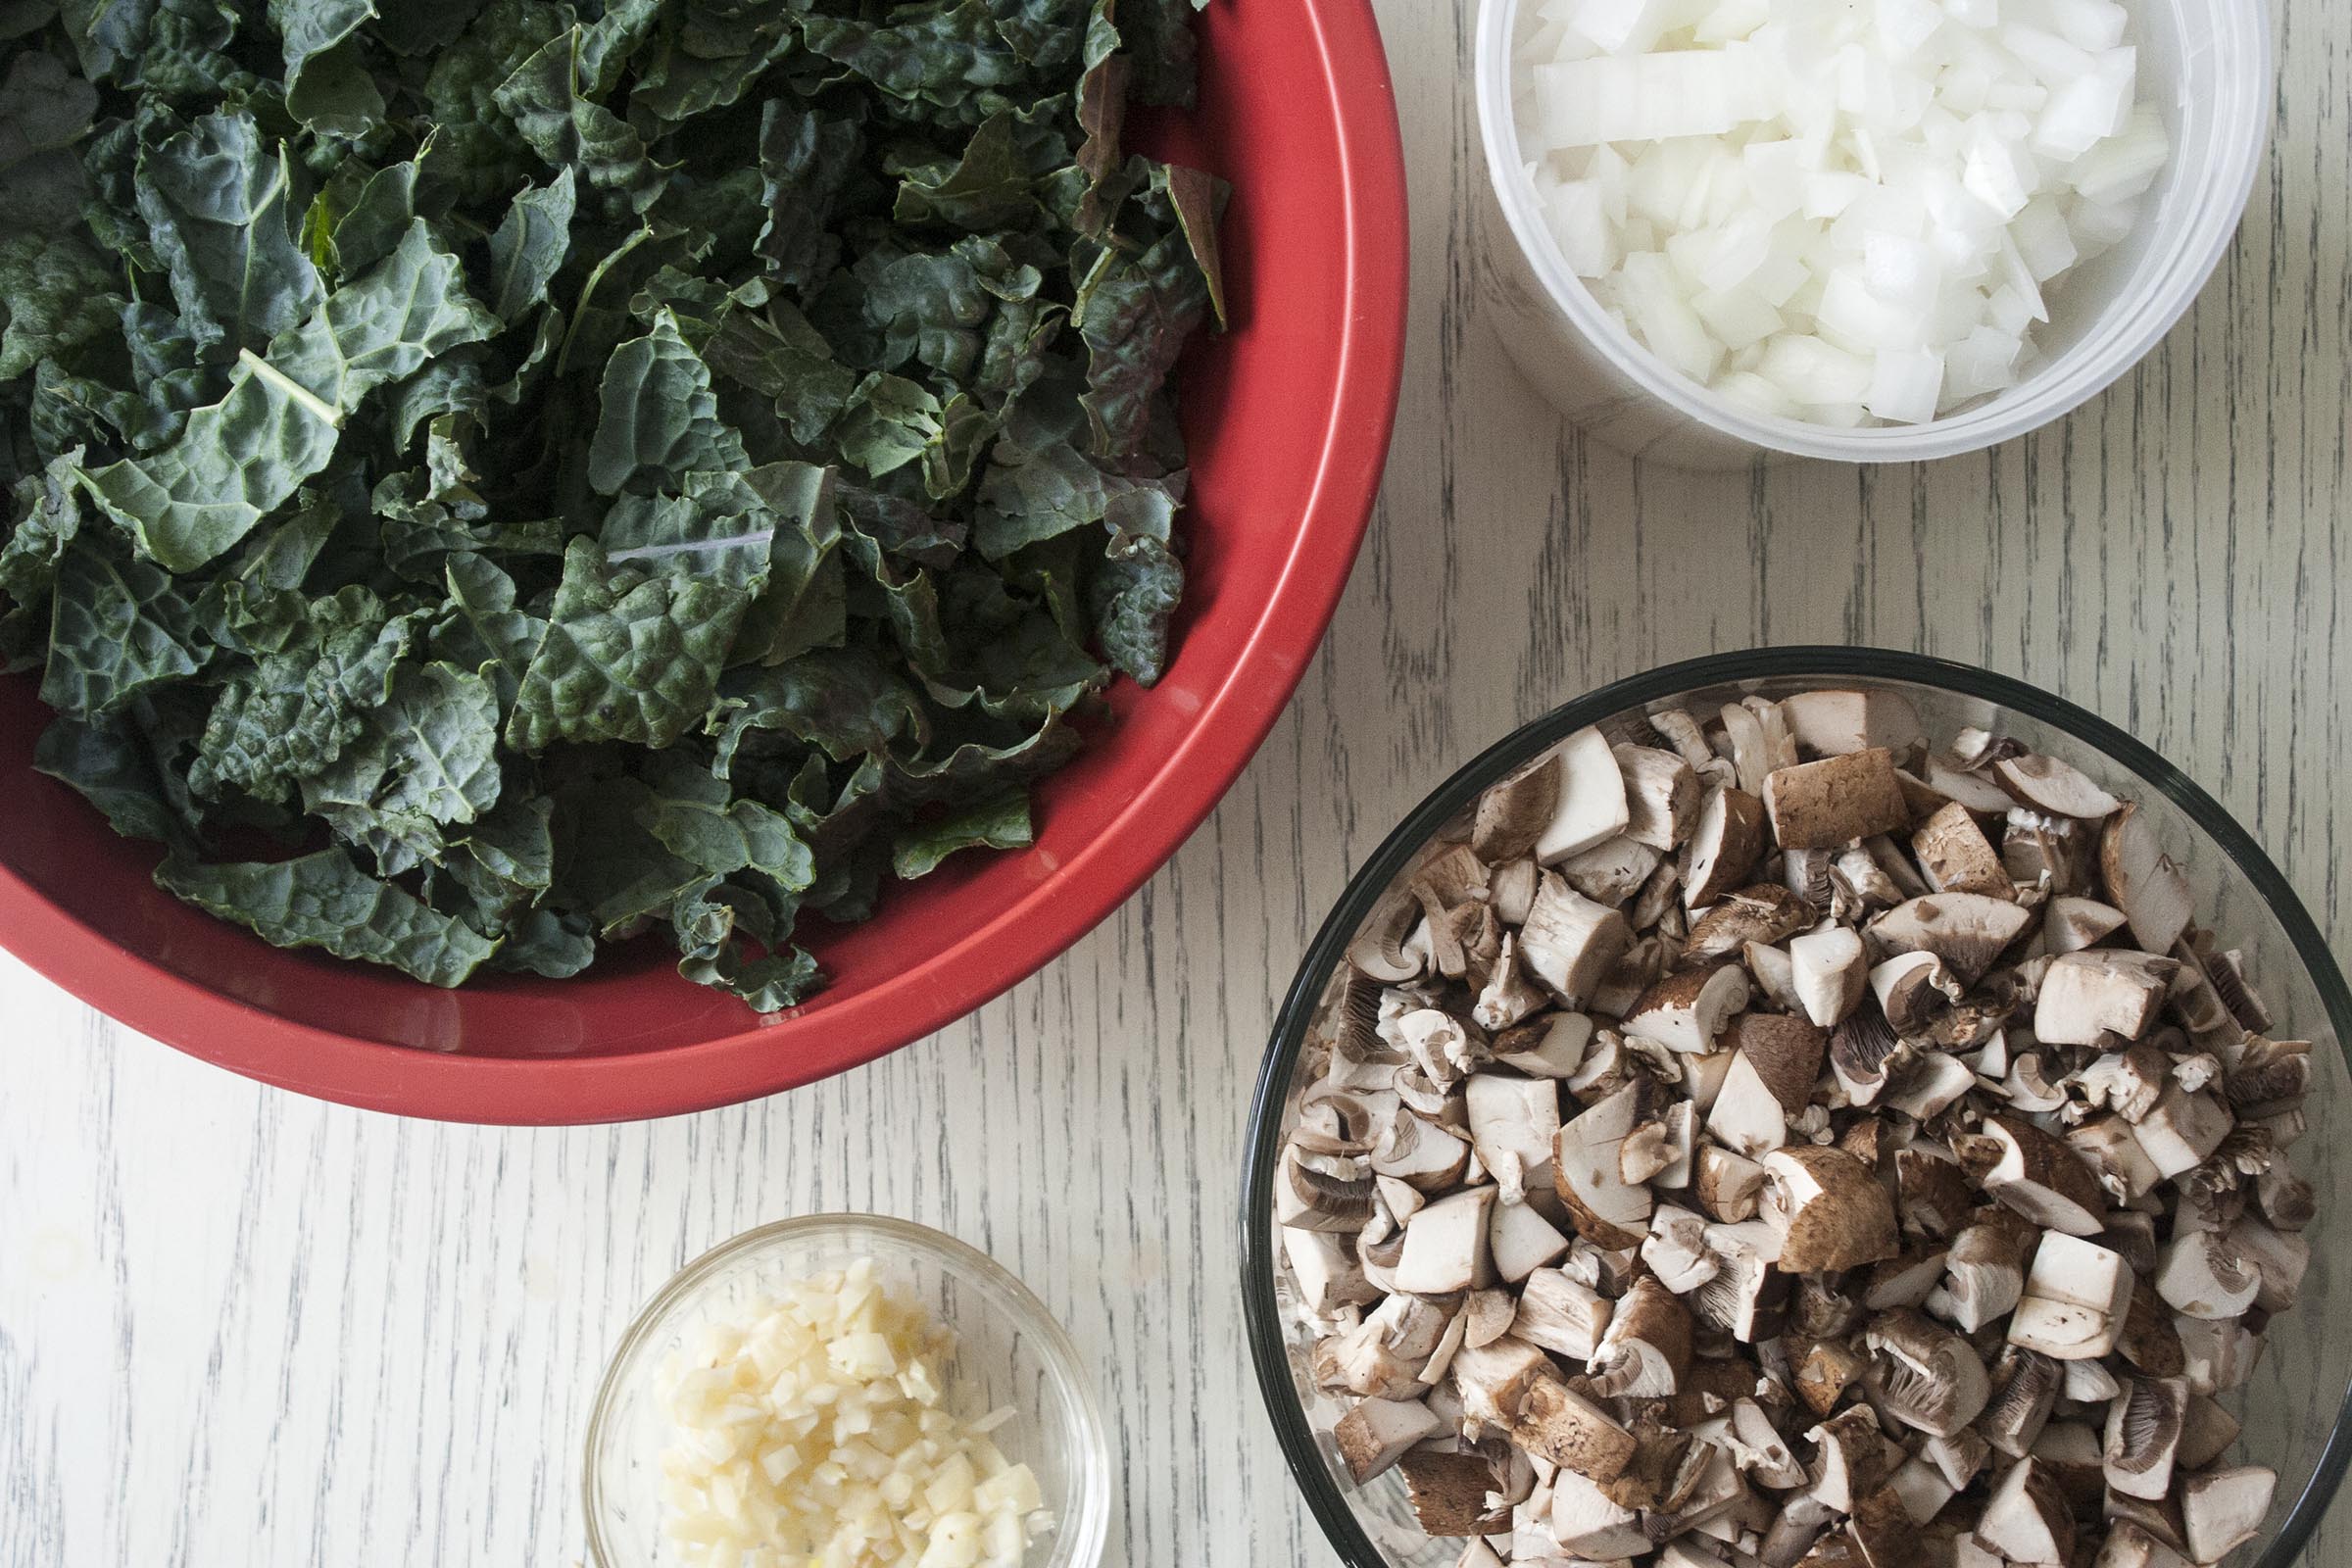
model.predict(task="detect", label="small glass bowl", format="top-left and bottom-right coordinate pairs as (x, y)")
top-left (1242, 647), bottom-right (2352, 1567)
top-left (584, 1214), bottom-right (1112, 1568)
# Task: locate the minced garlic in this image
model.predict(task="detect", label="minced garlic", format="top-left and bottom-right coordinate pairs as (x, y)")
top-left (658, 1258), bottom-right (1053, 1568)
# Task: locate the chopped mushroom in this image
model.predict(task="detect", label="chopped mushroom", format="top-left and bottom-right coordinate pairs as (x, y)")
top-left (1335, 1396), bottom-right (1445, 1483)
top-left (1279, 694), bottom-right (2321, 1568)
top-left (1536, 727), bottom-right (1632, 866)
top-left (2180, 1465), bottom-right (2278, 1565)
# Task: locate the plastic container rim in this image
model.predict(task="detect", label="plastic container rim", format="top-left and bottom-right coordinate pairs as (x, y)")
top-left (1471, 0), bottom-right (2277, 464)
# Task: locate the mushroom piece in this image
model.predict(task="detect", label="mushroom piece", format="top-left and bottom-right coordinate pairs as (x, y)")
top-left (2102, 803), bottom-right (2195, 956)
top-left (1975, 1457), bottom-right (2075, 1566)
top-left (1685, 786), bottom-right (1771, 909)
top-left (1284, 1226), bottom-right (1382, 1315)
top-left (1740, 941), bottom-right (1805, 1021)
top-left (1789, 926), bottom-right (1870, 1028)
top-left (1518, 873), bottom-right (1634, 1009)
top-left (1642, 1204), bottom-right (1724, 1294)
top-left (1804, 1405), bottom-right (1902, 1513)
top-left (1757, 753), bottom-right (1909, 858)
top-left (1471, 936), bottom-right (1549, 1033)
top-left (1396, 1447), bottom-right (1509, 1537)
top-left (1511, 1269), bottom-right (1613, 1361)
top-left (2068, 1114), bottom-right (2164, 1205)
top-left (1555, 834), bottom-right (1665, 908)
top-left (1475, 756), bottom-right (1565, 861)
top-left (1463, 1288), bottom-right (1518, 1349)
top-left (2103, 1375), bottom-right (2187, 1501)
top-left (2152, 1227), bottom-right (2260, 1321)
top-left (1454, 1541), bottom-right (1507, 1568)
top-left (1587, 1276), bottom-right (1693, 1398)
top-left (1705, 1051), bottom-right (1793, 1160)
top-left (1448, 1334), bottom-right (1553, 1429)
top-left (2232, 1214), bottom-right (2311, 1312)
top-left (1794, 1339), bottom-right (1867, 1419)
top-left (1828, 1006), bottom-right (1905, 1107)
top-left (1348, 891), bottom-right (1431, 985)
top-left (1535, 727), bottom-right (1632, 866)
top-left (1492, 1011), bottom-right (1595, 1079)
top-left (2035, 950), bottom-right (2180, 1046)
top-left (1395, 1187), bottom-right (1498, 1294)
top-left (1622, 963), bottom-right (1754, 1055)
top-left (2009, 1232), bottom-right (2134, 1360)
top-left (1552, 1082), bottom-right (1657, 1248)
top-left (1977, 1114), bottom-right (2109, 1236)
top-left (2177, 1316), bottom-right (2263, 1396)
top-left (1514, 1375), bottom-right (1639, 1482)
top-left (1464, 1073), bottom-right (1561, 1204)
top-left (1685, 882), bottom-right (1816, 963)
top-left (1867, 893), bottom-right (2035, 985)
top-left (2180, 1465), bottom-right (2278, 1565)
top-left (1276, 1145), bottom-right (1378, 1233)
top-left (1992, 754), bottom-right (2124, 820)
top-left (1693, 1144), bottom-right (1768, 1224)
top-left (1896, 1149), bottom-right (1977, 1241)
top-left (1759, 1146), bottom-right (1900, 1273)
top-left (1924, 1429), bottom-right (1991, 1491)
top-left (2093, 1522), bottom-right (2197, 1568)
top-left (1913, 802), bottom-right (2012, 898)
top-left (1490, 1194), bottom-right (1573, 1285)
top-left (1882, 1052), bottom-right (1978, 1121)
top-left (2131, 1085), bottom-right (2236, 1179)
top-left (2046, 895), bottom-right (2132, 954)
top-left (1488, 856), bottom-right (1540, 926)
top-left (1334, 1396), bottom-right (1445, 1483)
top-left (1549, 1467), bottom-right (1650, 1558)
top-left (2177, 1393), bottom-right (2243, 1472)
top-left (2064, 1356), bottom-right (2122, 1402)
top-left (1869, 951), bottom-right (1964, 1035)
top-left (1371, 1112), bottom-right (1474, 1192)
top-left (1933, 1218), bottom-right (2028, 1332)
top-left (1863, 1308), bottom-right (1991, 1437)
top-left (1618, 743), bottom-right (1702, 852)
top-left (1781, 688), bottom-right (1924, 758)
top-left (1979, 1345), bottom-right (2064, 1456)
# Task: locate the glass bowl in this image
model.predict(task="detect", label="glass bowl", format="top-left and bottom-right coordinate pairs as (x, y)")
top-left (584, 1214), bottom-right (1112, 1568)
top-left (1241, 647), bottom-right (2352, 1567)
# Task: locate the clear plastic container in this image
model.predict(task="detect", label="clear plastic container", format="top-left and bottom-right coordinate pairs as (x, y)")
top-left (584, 1214), bottom-right (1112, 1568)
top-left (1473, 0), bottom-right (2276, 467)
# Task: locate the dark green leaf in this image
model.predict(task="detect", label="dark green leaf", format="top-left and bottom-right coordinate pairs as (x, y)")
top-left (587, 311), bottom-right (748, 495)
top-left (506, 536), bottom-right (748, 752)
top-left (891, 789), bottom-right (1032, 879)
top-left (78, 220), bottom-right (499, 571)
top-left (494, 24), bottom-right (673, 216)
top-left (133, 110), bottom-right (326, 358)
top-left (485, 168), bottom-right (576, 320)
top-left (157, 848), bottom-right (502, 985)
top-left (0, 232), bottom-right (122, 381)
top-left (39, 533), bottom-right (205, 715)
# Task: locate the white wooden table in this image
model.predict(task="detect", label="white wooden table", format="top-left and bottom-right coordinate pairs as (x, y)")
top-left (6, 2), bottom-right (2351, 1563)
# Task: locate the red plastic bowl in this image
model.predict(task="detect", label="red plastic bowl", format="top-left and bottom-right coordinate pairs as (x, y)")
top-left (0, 2), bottom-right (1408, 1124)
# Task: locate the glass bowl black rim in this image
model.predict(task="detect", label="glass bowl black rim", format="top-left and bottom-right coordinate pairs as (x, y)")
top-left (1239, 644), bottom-right (2352, 1568)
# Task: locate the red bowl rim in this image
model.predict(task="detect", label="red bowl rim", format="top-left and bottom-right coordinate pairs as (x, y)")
top-left (0, 1), bottom-right (1410, 1125)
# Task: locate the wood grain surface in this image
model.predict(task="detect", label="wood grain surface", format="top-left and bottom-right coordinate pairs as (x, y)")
top-left (5, 2), bottom-right (2349, 1563)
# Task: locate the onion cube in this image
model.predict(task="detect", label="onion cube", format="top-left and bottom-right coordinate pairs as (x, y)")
top-left (1716, 368), bottom-right (1801, 416)
top-left (1961, 120), bottom-right (2038, 218)
top-left (2069, 104), bottom-right (2169, 204)
top-left (2044, 0), bottom-right (2128, 51)
top-left (1544, 178), bottom-right (1620, 275)
top-left (2034, 49), bottom-right (2134, 158)
top-left (1877, 0), bottom-right (1946, 55)
top-left (1866, 345), bottom-right (1946, 423)
top-left (1943, 0), bottom-right (1998, 26)
top-left (1537, 50), bottom-right (1774, 146)
top-left (2009, 196), bottom-right (2078, 281)
top-left (1694, 0), bottom-right (1771, 41)
top-left (1759, 333), bottom-right (1874, 404)
top-left (1944, 324), bottom-right (2023, 399)
top-left (1694, 284), bottom-right (1788, 349)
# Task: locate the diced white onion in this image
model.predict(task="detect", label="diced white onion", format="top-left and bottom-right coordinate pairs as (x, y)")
top-left (1513, 0), bottom-right (2171, 423)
